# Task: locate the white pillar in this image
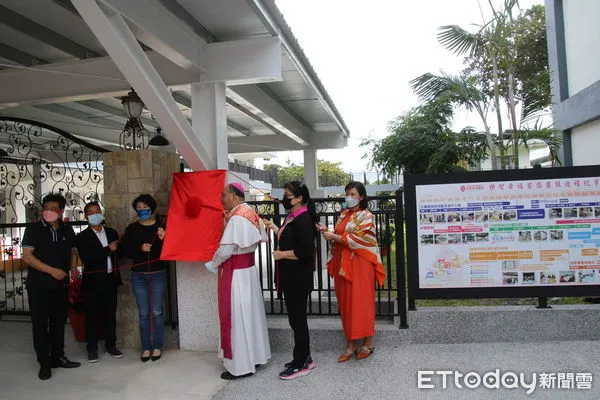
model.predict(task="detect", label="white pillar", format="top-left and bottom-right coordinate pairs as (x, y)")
top-left (176, 82), bottom-right (228, 351)
top-left (303, 149), bottom-right (318, 191)
top-left (191, 82), bottom-right (229, 169)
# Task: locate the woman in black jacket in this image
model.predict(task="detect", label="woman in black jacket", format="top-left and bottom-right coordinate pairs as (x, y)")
top-left (120, 194), bottom-right (166, 362)
top-left (266, 181), bottom-right (317, 380)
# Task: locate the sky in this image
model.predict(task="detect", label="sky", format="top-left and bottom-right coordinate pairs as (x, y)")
top-left (269, 0), bottom-right (544, 172)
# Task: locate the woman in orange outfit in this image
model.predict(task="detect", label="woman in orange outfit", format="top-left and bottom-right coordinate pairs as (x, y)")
top-left (320, 181), bottom-right (386, 362)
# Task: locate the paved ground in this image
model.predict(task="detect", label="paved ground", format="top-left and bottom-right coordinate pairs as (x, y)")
top-left (2, 320), bottom-right (600, 400)
top-left (0, 321), bottom-right (225, 400)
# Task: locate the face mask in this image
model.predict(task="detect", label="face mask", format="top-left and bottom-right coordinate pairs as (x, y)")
top-left (88, 213), bottom-right (104, 226)
top-left (43, 210), bottom-right (60, 223)
top-left (345, 196), bottom-right (360, 209)
top-left (137, 209), bottom-right (152, 220)
top-left (281, 197), bottom-right (294, 210)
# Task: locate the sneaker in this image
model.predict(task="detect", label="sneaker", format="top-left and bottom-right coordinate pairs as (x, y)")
top-left (284, 356), bottom-right (315, 370)
top-left (87, 350), bottom-right (99, 363)
top-left (279, 364), bottom-right (312, 380)
top-left (105, 347), bottom-right (124, 358)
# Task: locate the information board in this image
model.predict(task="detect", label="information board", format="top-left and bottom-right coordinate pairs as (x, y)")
top-left (404, 166), bottom-right (600, 298)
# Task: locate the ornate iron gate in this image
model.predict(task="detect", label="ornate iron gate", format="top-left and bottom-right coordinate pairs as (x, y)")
top-left (0, 117), bottom-right (107, 314)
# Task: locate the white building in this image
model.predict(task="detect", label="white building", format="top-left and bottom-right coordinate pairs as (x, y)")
top-left (545, 0), bottom-right (600, 166)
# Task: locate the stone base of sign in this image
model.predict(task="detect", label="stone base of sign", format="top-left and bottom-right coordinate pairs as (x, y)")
top-left (407, 305), bottom-right (600, 344)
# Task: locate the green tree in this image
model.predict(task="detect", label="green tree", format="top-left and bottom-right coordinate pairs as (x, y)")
top-left (265, 159), bottom-right (348, 187)
top-left (264, 162), bottom-right (303, 186)
top-left (318, 160), bottom-right (348, 186)
top-left (437, 2), bottom-right (512, 168)
top-left (512, 5), bottom-right (550, 121)
top-left (442, 1), bottom-right (550, 168)
top-left (517, 121), bottom-right (563, 167)
top-left (362, 98), bottom-right (489, 174)
top-left (410, 71), bottom-right (498, 169)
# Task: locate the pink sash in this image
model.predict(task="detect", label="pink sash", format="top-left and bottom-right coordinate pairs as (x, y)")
top-left (218, 252), bottom-right (254, 359)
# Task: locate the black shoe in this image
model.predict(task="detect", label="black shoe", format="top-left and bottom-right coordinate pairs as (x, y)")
top-left (87, 350), bottom-right (99, 363)
top-left (38, 365), bottom-right (51, 380)
top-left (284, 356), bottom-right (315, 370)
top-left (151, 350), bottom-right (162, 362)
top-left (220, 371), bottom-right (253, 380)
top-left (141, 351), bottom-right (151, 362)
top-left (105, 347), bottom-right (124, 359)
top-left (50, 356), bottom-right (81, 369)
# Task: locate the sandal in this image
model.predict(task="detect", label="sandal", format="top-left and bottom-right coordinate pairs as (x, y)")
top-left (337, 347), bottom-right (355, 363)
top-left (355, 346), bottom-right (374, 360)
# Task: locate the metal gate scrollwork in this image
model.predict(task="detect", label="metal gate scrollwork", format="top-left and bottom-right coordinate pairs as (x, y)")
top-left (0, 117), bottom-right (108, 314)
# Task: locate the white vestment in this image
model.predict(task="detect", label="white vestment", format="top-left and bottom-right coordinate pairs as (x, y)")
top-left (211, 203), bottom-right (271, 375)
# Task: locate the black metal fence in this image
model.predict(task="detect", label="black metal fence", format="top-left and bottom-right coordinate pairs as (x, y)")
top-left (229, 161), bottom-right (275, 185)
top-left (247, 194), bottom-right (403, 319)
top-left (0, 221), bottom-right (88, 315)
top-left (0, 221), bottom-right (178, 326)
top-left (1, 194), bottom-right (405, 324)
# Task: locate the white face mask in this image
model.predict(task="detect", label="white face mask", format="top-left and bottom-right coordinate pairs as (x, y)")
top-left (345, 196), bottom-right (360, 209)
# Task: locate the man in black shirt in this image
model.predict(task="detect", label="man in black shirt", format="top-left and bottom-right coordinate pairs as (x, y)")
top-left (22, 193), bottom-right (81, 380)
top-left (75, 201), bottom-right (122, 363)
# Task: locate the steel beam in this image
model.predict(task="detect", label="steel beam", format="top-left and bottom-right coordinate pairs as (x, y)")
top-left (0, 51), bottom-right (198, 108)
top-left (228, 85), bottom-right (310, 145)
top-left (76, 99), bottom-right (158, 127)
top-left (72, 0), bottom-right (213, 170)
top-left (172, 91), bottom-right (252, 136)
top-left (0, 4), bottom-right (99, 59)
top-left (34, 104), bottom-right (125, 130)
top-left (227, 130), bottom-right (346, 153)
top-left (201, 37), bottom-right (282, 85)
top-left (0, 43), bottom-right (48, 67)
top-left (99, 0), bottom-right (206, 72)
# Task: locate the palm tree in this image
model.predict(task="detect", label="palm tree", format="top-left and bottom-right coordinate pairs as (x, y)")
top-left (487, 0), bottom-right (521, 167)
top-left (518, 121), bottom-right (563, 167)
top-left (436, 0), bottom-right (521, 169)
top-left (410, 71), bottom-right (498, 170)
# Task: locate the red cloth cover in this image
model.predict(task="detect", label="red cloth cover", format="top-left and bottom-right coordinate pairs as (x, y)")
top-left (160, 170), bottom-right (226, 261)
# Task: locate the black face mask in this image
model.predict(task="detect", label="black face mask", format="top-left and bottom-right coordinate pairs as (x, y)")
top-left (281, 197), bottom-right (294, 210)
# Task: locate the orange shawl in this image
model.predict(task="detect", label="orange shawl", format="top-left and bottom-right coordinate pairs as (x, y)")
top-left (327, 208), bottom-right (386, 286)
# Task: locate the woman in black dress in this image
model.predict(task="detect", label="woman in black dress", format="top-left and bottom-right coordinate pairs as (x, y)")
top-left (265, 181), bottom-right (317, 380)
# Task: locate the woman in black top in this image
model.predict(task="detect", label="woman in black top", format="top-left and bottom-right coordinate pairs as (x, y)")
top-left (121, 194), bottom-right (166, 362)
top-left (266, 182), bottom-right (317, 380)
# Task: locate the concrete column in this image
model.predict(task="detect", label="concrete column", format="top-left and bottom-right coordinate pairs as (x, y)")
top-left (103, 149), bottom-right (180, 348)
top-left (192, 82), bottom-right (228, 169)
top-left (303, 149), bottom-right (318, 191)
top-left (303, 149), bottom-right (325, 197)
top-left (176, 82), bottom-right (228, 351)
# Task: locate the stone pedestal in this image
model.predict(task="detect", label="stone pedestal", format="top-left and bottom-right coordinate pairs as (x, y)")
top-left (103, 149), bottom-right (180, 348)
top-left (176, 261), bottom-right (219, 351)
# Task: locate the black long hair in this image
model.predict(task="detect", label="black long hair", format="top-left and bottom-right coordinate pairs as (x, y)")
top-left (283, 181), bottom-right (318, 236)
